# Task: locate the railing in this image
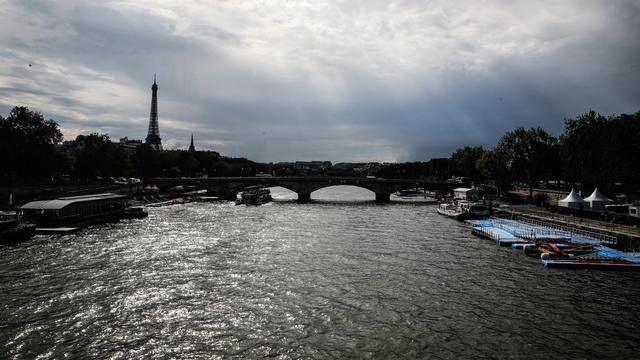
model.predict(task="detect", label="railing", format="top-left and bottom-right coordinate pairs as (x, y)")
top-left (513, 216), bottom-right (617, 245)
top-left (491, 218), bottom-right (570, 241)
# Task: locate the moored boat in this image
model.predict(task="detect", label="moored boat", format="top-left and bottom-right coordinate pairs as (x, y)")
top-left (236, 186), bottom-right (272, 205)
top-left (394, 188), bottom-right (426, 197)
top-left (122, 205), bottom-right (149, 219)
top-left (436, 201), bottom-right (461, 218)
top-left (436, 201), bottom-right (490, 221)
top-left (542, 258), bottom-right (640, 271)
top-left (0, 211), bottom-right (36, 244)
top-left (21, 193), bottom-right (128, 228)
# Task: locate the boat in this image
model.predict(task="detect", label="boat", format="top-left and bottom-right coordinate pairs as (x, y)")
top-left (21, 193), bottom-right (128, 229)
top-left (436, 200), bottom-right (490, 220)
top-left (236, 186), bottom-right (272, 205)
top-left (520, 242), bottom-right (598, 258)
top-left (436, 201), bottom-right (462, 218)
top-left (121, 205), bottom-right (149, 219)
top-left (0, 211), bottom-right (36, 244)
top-left (542, 257), bottom-right (640, 271)
top-left (394, 188), bottom-right (426, 197)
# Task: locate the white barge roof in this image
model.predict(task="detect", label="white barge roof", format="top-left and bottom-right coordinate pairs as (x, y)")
top-left (21, 193), bottom-right (127, 210)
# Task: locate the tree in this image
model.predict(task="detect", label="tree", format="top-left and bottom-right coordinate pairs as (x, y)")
top-left (449, 146), bottom-right (485, 180)
top-left (476, 149), bottom-right (511, 194)
top-left (74, 134), bottom-right (131, 177)
top-left (133, 144), bottom-right (166, 177)
top-left (497, 127), bottom-right (557, 200)
top-left (0, 106), bottom-right (64, 180)
top-left (560, 110), bottom-right (640, 196)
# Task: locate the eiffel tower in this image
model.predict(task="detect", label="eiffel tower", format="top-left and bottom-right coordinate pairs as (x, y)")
top-left (145, 75), bottom-right (162, 150)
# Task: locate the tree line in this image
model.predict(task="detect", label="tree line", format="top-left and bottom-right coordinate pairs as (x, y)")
top-left (0, 106), bottom-right (263, 183)
top-left (2, 106), bottom-right (638, 199)
top-left (447, 110), bottom-right (640, 199)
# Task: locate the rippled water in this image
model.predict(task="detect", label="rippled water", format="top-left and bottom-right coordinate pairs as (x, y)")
top-left (1, 186), bottom-right (639, 359)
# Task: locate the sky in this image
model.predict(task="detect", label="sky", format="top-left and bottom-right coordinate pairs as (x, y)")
top-left (1, 0), bottom-right (639, 163)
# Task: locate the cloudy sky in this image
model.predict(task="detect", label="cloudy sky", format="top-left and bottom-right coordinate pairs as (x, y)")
top-left (1, 1), bottom-right (639, 162)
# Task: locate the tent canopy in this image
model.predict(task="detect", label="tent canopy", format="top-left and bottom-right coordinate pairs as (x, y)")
top-left (559, 189), bottom-right (585, 203)
top-left (558, 189), bottom-right (587, 208)
top-left (584, 187), bottom-right (612, 202)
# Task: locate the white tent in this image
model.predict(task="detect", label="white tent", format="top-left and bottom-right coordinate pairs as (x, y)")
top-left (558, 189), bottom-right (587, 209)
top-left (583, 187), bottom-right (613, 211)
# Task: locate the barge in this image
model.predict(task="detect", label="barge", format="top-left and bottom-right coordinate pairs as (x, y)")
top-left (21, 193), bottom-right (129, 230)
top-left (236, 186), bottom-right (272, 206)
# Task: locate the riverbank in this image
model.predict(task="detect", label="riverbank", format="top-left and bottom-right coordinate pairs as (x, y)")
top-left (0, 182), bottom-right (143, 209)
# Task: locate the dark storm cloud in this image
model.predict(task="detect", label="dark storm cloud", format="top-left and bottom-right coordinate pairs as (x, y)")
top-left (1, 0), bottom-right (639, 161)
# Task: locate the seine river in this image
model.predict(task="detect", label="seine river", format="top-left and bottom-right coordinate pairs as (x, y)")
top-left (1, 186), bottom-right (639, 359)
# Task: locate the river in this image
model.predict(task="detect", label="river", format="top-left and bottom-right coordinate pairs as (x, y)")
top-left (1, 186), bottom-right (639, 359)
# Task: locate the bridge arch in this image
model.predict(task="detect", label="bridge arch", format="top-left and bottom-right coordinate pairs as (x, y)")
top-left (150, 176), bottom-right (457, 203)
top-left (309, 185), bottom-right (376, 201)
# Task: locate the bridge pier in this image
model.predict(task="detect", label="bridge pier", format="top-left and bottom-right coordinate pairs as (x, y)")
top-left (217, 192), bottom-right (237, 201)
top-left (297, 192), bottom-right (311, 203)
top-left (375, 192), bottom-right (390, 203)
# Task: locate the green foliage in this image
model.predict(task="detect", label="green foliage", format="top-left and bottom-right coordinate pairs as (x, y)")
top-left (73, 134), bottom-right (131, 177)
top-left (495, 127), bottom-right (557, 198)
top-left (374, 159), bottom-right (450, 180)
top-left (475, 149), bottom-right (511, 191)
top-left (4, 104), bottom-right (640, 201)
top-left (449, 146), bottom-right (485, 180)
top-left (560, 110), bottom-right (640, 194)
top-left (133, 146), bottom-right (258, 178)
top-left (0, 106), bottom-right (64, 180)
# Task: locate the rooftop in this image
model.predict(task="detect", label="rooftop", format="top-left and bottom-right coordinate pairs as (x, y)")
top-left (21, 193), bottom-right (127, 210)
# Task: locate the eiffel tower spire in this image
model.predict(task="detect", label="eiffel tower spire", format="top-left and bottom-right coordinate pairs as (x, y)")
top-left (145, 74), bottom-right (162, 150)
top-left (188, 134), bottom-right (195, 152)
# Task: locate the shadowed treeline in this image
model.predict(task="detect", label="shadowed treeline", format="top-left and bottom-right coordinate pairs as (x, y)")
top-left (1, 106), bottom-right (639, 201)
top-left (446, 110), bottom-right (640, 199)
top-left (0, 107), bottom-right (263, 184)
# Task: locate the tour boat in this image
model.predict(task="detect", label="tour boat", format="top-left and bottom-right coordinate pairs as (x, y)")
top-left (436, 201), bottom-right (490, 220)
top-left (236, 186), bottom-right (272, 206)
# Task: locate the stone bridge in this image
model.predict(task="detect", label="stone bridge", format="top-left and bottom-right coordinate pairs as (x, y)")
top-left (151, 177), bottom-right (457, 203)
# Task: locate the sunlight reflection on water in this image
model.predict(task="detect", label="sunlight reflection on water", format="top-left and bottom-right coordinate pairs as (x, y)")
top-left (1, 186), bottom-right (639, 358)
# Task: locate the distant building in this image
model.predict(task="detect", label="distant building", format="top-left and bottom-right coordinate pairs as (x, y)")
top-left (62, 140), bottom-right (80, 149)
top-left (119, 137), bottom-right (143, 153)
top-left (145, 75), bottom-right (162, 150)
top-left (188, 134), bottom-right (195, 152)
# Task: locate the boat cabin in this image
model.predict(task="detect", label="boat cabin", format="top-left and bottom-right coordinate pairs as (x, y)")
top-left (453, 187), bottom-right (478, 201)
top-left (21, 193), bottom-right (127, 228)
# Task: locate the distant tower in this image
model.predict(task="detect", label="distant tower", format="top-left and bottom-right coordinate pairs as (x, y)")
top-left (188, 134), bottom-right (195, 152)
top-left (145, 74), bottom-right (162, 150)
